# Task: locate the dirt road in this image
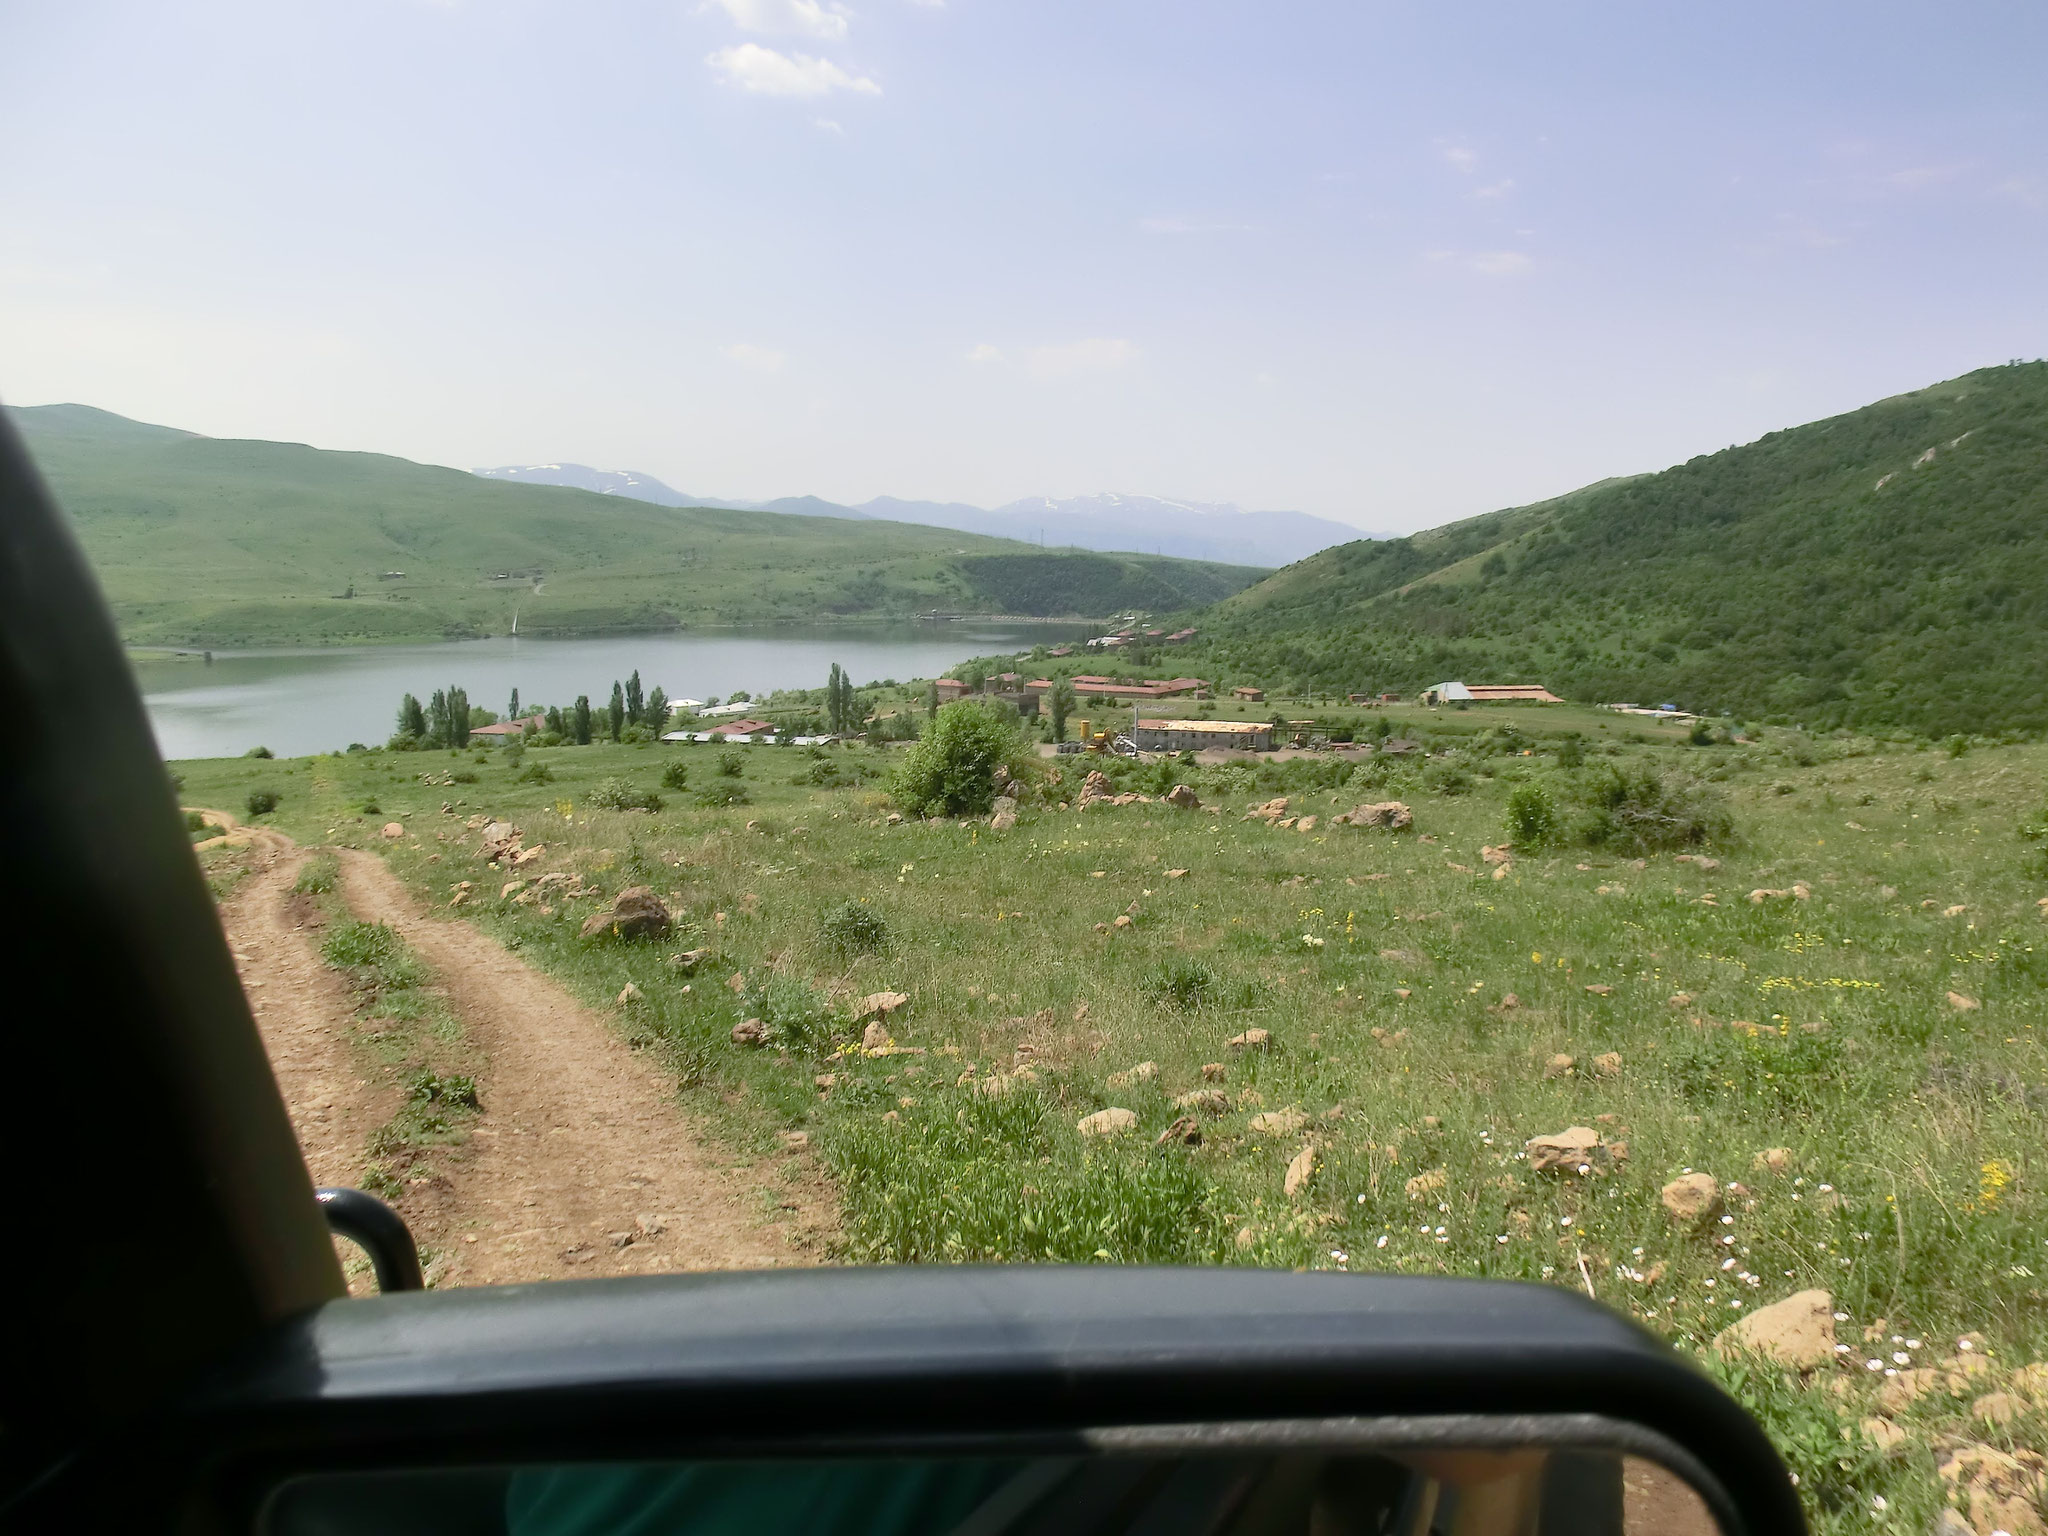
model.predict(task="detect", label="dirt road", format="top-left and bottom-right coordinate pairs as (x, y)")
top-left (208, 817), bottom-right (833, 1287)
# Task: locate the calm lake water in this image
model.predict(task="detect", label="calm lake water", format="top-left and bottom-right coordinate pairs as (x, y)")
top-left (134, 626), bottom-right (1086, 761)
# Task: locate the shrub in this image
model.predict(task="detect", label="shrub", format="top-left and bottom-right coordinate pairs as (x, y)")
top-left (1572, 767), bottom-right (1732, 852)
top-left (693, 782), bottom-right (751, 808)
top-left (737, 974), bottom-right (840, 1056)
top-left (321, 920), bottom-right (414, 978)
top-left (243, 745), bottom-right (274, 759)
top-left (1421, 762), bottom-right (1472, 797)
top-left (819, 900), bottom-right (889, 958)
top-left (293, 857), bottom-right (337, 895)
top-left (660, 760), bottom-right (690, 790)
top-left (586, 777), bottom-right (662, 812)
top-left (1503, 783), bottom-right (1558, 848)
top-left (2021, 795), bottom-right (2048, 874)
top-left (717, 750), bottom-right (746, 778)
top-left (891, 699), bottom-right (1030, 818)
top-left (245, 788), bottom-right (281, 817)
top-left (1149, 957), bottom-right (1218, 1012)
top-left (183, 809), bottom-right (214, 842)
top-left (516, 760), bottom-right (555, 784)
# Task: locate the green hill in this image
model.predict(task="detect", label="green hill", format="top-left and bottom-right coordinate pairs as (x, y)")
top-left (1184, 362), bottom-right (2048, 736)
top-left (6, 406), bottom-right (1265, 647)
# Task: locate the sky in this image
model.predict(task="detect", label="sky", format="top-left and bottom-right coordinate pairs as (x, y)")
top-left (2, 1), bottom-right (2045, 533)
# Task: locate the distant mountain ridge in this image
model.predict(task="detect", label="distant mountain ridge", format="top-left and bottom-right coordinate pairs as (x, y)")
top-left (472, 465), bottom-right (1370, 566)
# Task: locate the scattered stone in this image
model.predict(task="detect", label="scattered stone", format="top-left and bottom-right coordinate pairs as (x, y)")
top-left (1945, 904), bottom-right (1969, 918)
top-left (512, 843), bottom-right (546, 866)
top-left (1235, 1226), bottom-right (1256, 1250)
top-left (1948, 991), bottom-right (1981, 1011)
top-left (669, 948), bottom-right (712, 972)
top-left (1591, 1051), bottom-right (1623, 1077)
top-left (448, 881), bottom-right (474, 908)
top-left (1404, 1168), bottom-right (1447, 1200)
top-left (814, 1073), bottom-right (836, 1089)
top-left (579, 886), bottom-right (673, 941)
top-left (1710, 1288), bottom-right (1836, 1371)
top-left (861, 1020), bottom-right (892, 1051)
top-left (1165, 784), bottom-right (1201, 810)
top-left (1200, 1062), bottom-right (1226, 1082)
top-left (1284, 1144), bottom-right (1317, 1199)
top-left (1972, 1392), bottom-right (2022, 1427)
top-left (1244, 797), bottom-right (1290, 822)
top-left (1481, 844), bottom-right (1514, 865)
top-left (381, 821), bottom-right (405, 840)
top-left (1156, 1116), bottom-right (1202, 1147)
top-left (479, 820), bottom-right (522, 862)
top-left (1584, 983), bottom-right (1614, 996)
top-left (1332, 800), bottom-right (1413, 830)
top-left (1524, 1126), bottom-right (1613, 1174)
top-left (1661, 1173), bottom-right (1723, 1229)
top-left (779, 1130), bottom-right (809, 1149)
top-left (1250, 1107), bottom-right (1308, 1136)
top-left (1173, 1088), bottom-right (1230, 1116)
top-left (990, 809), bottom-right (1017, 832)
top-left (1113, 914), bottom-right (1133, 929)
top-left (1076, 770), bottom-right (1118, 809)
top-left (1543, 1053), bottom-right (1575, 1079)
top-left (1228, 1028), bottom-right (1271, 1051)
top-left (1077, 1107), bottom-right (1138, 1138)
top-left (1166, 868), bottom-right (1189, 878)
top-left (2013, 1361), bottom-right (2048, 1405)
top-left (1754, 1147), bottom-right (1795, 1175)
top-left (1860, 1417), bottom-right (1909, 1457)
top-left (854, 990), bottom-right (910, 1023)
top-left (731, 1018), bottom-right (771, 1045)
top-left (1106, 1061), bottom-right (1158, 1088)
top-left (616, 982), bottom-right (643, 1006)
top-left (884, 811), bottom-right (902, 826)
top-left (499, 879), bottom-right (527, 900)
top-left (1939, 1444), bottom-right (2048, 1536)
top-left (1497, 992), bottom-right (1521, 1010)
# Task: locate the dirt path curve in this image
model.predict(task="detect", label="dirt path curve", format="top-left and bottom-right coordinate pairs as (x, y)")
top-left (213, 826), bottom-right (395, 1193)
top-left (205, 811), bottom-right (833, 1287)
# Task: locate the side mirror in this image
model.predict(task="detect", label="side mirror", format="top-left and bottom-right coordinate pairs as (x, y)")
top-left (17, 1269), bottom-right (1801, 1536)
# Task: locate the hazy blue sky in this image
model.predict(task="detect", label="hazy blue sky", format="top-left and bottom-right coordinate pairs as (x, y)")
top-left (3, 1), bottom-right (2044, 529)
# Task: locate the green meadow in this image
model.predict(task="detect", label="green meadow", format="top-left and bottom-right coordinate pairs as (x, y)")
top-left (175, 715), bottom-right (2048, 1532)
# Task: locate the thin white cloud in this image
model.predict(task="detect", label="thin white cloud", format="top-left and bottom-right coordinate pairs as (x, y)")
top-left (1139, 216), bottom-right (1255, 235)
top-left (965, 343), bottom-right (1003, 364)
top-left (702, 0), bottom-right (849, 40)
top-left (722, 342), bottom-right (787, 373)
top-left (1464, 251), bottom-right (1530, 276)
top-left (1471, 178), bottom-right (1514, 200)
top-left (1992, 175), bottom-right (2046, 210)
top-left (1440, 143), bottom-right (1478, 174)
top-left (814, 116), bottom-right (845, 134)
top-left (1026, 338), bottom-right (1138, 378)
top-left (707, 43), bottom-right (880, 96)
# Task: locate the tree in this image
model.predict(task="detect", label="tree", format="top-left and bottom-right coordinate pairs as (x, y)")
top-left (545, 704), bottom-right (565, 737)
top-left (607, 681), bottom-right (626, 742)
top-left (825, 663), bottom-right (859, 734)
top-left (644, 686), bottom-right (669, 730)
top-left (445, 686), bottom-right (470, 748)
top-left (825, 664), bottom-right (842, 733)
top-left (507, 687), bottom-right (521, 723)
top-left (426, 689), bottom-right (451, 747)
top-left (1048, 677), bottom-right (1074, 742)
top-left (573, 695), bottom-right (593, 745)
top-left (625, 670), bottom-right (644, 723)
top-left (396, 693), bottom-right (427, 740)
top-left (891, 698), bottom-right (1031, 818)
top-left (927, 680), bottom-right (940, 719)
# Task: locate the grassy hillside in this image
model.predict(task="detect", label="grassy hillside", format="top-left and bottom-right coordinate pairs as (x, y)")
top-left (7, 405), bottom-right (1264, 646)
top-left (1188, 363), bottom-right (2048, 736)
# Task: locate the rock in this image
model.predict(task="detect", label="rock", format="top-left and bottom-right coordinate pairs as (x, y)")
top-left (1200, 1062), bottom-right (1226, 1082)
top-left (1113, 914), bottom-right (1133, 928)
top-left (861, 1020), bottom-right (893, 1051)
top-left (479, 820), bottom-right (521, 862)
top-left (1156, 1115), bottom-right (1202, 1147)
top-left (1244, 797), bottom-right (1290, 822)
top-left (1077, 770), bottom-right (1118, 809)
top-left (814, 1073), bottom-right (837, 1089)
top-left (1077, 1107), bottom-right (1138, 1138)
top-left (1524, 1126), bottom-right (1611, 1174)
top-left (731, 1018), bottom-right (771, 1045)
top-left (1940, 1445), bottom-right (2048, 1536)
top-left (1937, 1512), bottom-right (1976, 1536)
top-left (579, 886), bottom-right (673, 940)
top-left (990, 810), bottom-right (1017, 832)
top-left (669, 948), bottom-right (712, 972)
top-left (500, 879), bottom-right (527, 900)
top-left (1879, 1370), bottom-right (1940, 1413)
top-left (1591, 1051), bottom-right (1623, 1077)
top-left (2013, 1361), bottom-right (2048, 1405)
top-left (1543, 1053), bottom-right (1575, 1079)
top-left (1668, 992), bottom-right (1694, 1007)
top-left (779, 1130), bottom-right (809, 1149)
top-left (1481, 844), bottom-right (1514, 865)
top-left (1172, 1088), bottom-right (1230, 1116)
top-left (1165, 784), bottom-right (1201, 810)
top-left (1166, 868), bottom-right (1189, 879)
top-left (1948, 990), bottom-right (1981, 1011)
top-left (1752, 1147), bottom-right (1794, 1175)
top-left (1972, 1392), bottom-right (2022, 1426)
top-left (884, 811), bottom-right (903, 825)
top-left (1584, 983), bottom-right (1614, 996)
top-left (448, 882), bottom-right (473, 908)
top-left (1250, 1107), bottom-right (1308, 1136)
top-left (1497, 992), bottom-right (1521, 1010)
top-left (513, 843), bottom-right (546, 866)
top-left (381, 821), bottom-right (405, 840)
top-left (1661, 1173), bottom-right (1723, 1228)
top-left (616, 982), bottom-right (643, 1005)
top-left (1106, 1061), bottom-right (1158, 1088)
top-left (1228, 1028), bottom-right (1271, 1051)
top-left (1284, 1144), bottom-right (1317, 1199)
top-left (1712, 1289), bottom-right (1836, 1371)
top-left (854, 990), bottom-right (909, 1022)
top-left (1333, 800), bottom-right (1413, 830)
top-left (991, 794), bottom-right (1018, 817)
top-left (1404, 1168), bottom-right (1447, 1200)
top-left (1859, 1417), bottom-right (1909, 1457)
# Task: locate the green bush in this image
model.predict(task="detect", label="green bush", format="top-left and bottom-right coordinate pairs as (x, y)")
top-left (659, 759), bottom-right (690, 790)
top-left (693, 782), bottom-right (751, 808)
top-left (586, 777), bottom-right (663, 812)
top-left (243, 745), bottom-right (273, 759)
top-left (245, 788), bottom-right (281, 817)
top-left (819, 900), bottom-right (889, 958)
top-left (184, 809), bottom-right (215, 842)
top-left (891, 699), bottom-right (1031, 817)
top-left (717, 750), bottom-right (746, 778)
top-left (516, 759), bottom-right (555, 784)
top-left (1503, 783), bottom-right (1558, 848)
top-left (1572, 767), bottom-right (1732, 852)
top-left (292, 857), bottom-right (337, 895)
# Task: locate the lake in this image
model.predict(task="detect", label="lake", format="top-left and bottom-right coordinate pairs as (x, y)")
top-left (134, 626), bottom-right (1088, 760)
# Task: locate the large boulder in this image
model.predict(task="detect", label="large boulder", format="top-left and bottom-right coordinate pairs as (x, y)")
top-left (479, 820), bottom-right (522, 863)
top-left (1077, 770), bottom-right (1117, 809)
top-left (1077, 1107), bottom-right (1138, 1138)
top-left (578, 886), bottom-right (673, 940)
top-left (1333, 801), bottom-right (1413, 830)
top-left (1661, 1173), bottom-right (1724, 1229)
top-left (1711, 1289), bottom-right (1836, 1372)
top-left (1165, 784), bottom-right (1201, 810)
top-left (1524, 1126), bottom-right (1612, 1174)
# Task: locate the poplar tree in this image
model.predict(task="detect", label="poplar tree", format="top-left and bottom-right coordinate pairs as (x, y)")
top-left (1049, 677), bottom-right (1074, 742)
top-left (446, 686), bottom-right (470, 748)
top-left (573, 695), bottom-right (593, 745)
top-left (607, 681), bottom-right (626, 741)
top-left (426, 689), bottom-right (451, 747)
top-left (508, 687), bottom-right (521, 722)
top-left (397, 693), bottom-right (427, 740)
top-left (644, 686), bottom-right (669, 730)
top-left (625, 670), bottom-right (644, 723)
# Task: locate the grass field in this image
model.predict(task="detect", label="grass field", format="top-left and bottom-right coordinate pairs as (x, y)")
top-left (173, 719), bottom-right (2048, 1533)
